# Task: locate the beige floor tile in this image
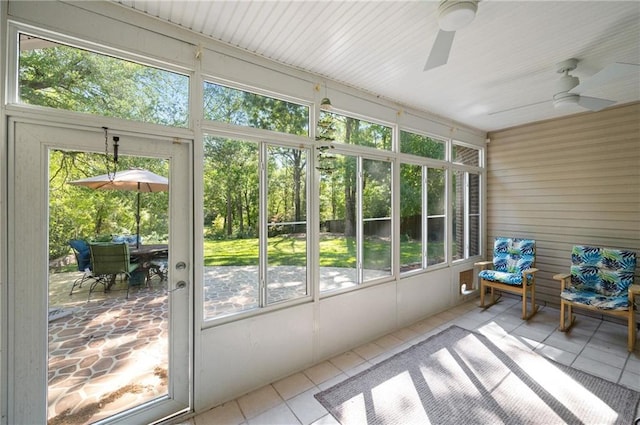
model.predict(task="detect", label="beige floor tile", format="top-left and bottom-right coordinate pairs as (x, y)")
top-left (273, 372), bottom-right (316, 401)
top-left (619, 370), bottom-right (640, 391)
top-left (237, 385), bottom-right (283, 420)
top-left (373, 334), bottom-right (403, 350)
top-left (352, 341), bottom-right (386, 360)
top-left (304, 361), bottom-right (342, 385)
top-left (286, 388), bottom-right (328, 425)
top-left (572, 356), bottom-right (623, 382)
top-left (391, 327), bottom-right (420, 342)
top-left (194, 400), bottom-right (245, 425)
top-left (247, 403), bottom-right (300, 425)
top-left (329, 351), bottom-right (366, 372)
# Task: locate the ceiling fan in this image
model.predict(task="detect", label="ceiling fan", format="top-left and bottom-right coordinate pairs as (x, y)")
top-left (490, 59), bottom-right (640, 115)
top-left (424, 0), bottom-right (479, 71)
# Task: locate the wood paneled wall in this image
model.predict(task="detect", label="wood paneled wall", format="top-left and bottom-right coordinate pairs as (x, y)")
top-left (486, 102), bottom-right (640, 307)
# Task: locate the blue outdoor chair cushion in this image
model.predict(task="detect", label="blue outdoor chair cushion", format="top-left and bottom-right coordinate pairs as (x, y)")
top-left (560, 287), bottom-right (629, 311)
top-left (478, 269), bottom-right (533, 286)
top-left (560, 245), bottom-right (636, 311)
top-left (69, 239), bottom-right (91, 271)
top-left (479, 237), bottom-right (535, 286)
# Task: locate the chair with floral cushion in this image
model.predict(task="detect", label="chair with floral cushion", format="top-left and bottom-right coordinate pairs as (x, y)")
top-left (554, 245), bottom-right (637, 352)
top-left (475, 237), bottom-right (539, 319)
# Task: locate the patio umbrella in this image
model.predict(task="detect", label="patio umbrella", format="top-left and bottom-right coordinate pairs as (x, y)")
top-left (69, 168), bottom-right (169, 248)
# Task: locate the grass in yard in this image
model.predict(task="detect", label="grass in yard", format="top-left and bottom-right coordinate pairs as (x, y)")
top-left (203, 235), bottom-right (437, 268)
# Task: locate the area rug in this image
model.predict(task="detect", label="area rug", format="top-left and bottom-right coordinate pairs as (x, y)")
top-left (315, 325), bottom-right (640, 425)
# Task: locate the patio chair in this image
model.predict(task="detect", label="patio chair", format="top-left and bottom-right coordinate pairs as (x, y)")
top-left (475, 237), bottom-right (539, 320)
top-left (149, 256), bottom-right (168, 282)
top-left (88, 242), bottom-right (139, 301)
top-left (554, 245), bottom-right (638, 352)
top-left (69, 239), bottom-right (94, 295)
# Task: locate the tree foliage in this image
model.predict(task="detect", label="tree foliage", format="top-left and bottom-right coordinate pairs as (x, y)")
top-left (20, 37), bottom-right (189, 126)
top-left (19, 37), bottom-right (180, 259)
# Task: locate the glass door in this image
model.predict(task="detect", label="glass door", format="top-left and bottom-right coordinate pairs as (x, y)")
top-left (7, 120), bottom-right (192, 424)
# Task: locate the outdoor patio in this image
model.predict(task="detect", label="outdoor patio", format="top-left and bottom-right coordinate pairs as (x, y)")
top-left (48, 273), bottom-right (169, 425)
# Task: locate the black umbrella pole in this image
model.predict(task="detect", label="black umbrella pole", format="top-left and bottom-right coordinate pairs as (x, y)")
top-left (136, 189), bottom-right (141, 249)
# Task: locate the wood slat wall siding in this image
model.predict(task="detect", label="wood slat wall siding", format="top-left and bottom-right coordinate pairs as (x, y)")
top-left (486, 102), bottom-right (640, 308)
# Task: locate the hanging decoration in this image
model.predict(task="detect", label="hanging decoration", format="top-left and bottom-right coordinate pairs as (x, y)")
top-left (103, 126), bottom-right (119, 182)
top-left (315, 110), bottom-right (337, 173)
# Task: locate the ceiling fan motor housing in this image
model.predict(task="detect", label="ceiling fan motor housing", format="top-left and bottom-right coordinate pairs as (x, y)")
top-left (553, 71), bottom-right (580, 109)
top-left (438, 0), bottom-right (478, 31)
top-left (556, 73), bottom-right (580, 93)
top-left (553, 92), bottom-right (580, 109)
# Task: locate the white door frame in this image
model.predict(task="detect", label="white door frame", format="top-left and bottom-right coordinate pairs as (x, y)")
top-left (6, 118), bottom-right (193, 424)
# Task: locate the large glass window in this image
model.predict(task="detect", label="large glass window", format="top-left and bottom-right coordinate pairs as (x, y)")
top-left (319, 153), bottom-right (358, 291)
top-left (203, 81), bottom-right (309, 136)
top-left (266, 145), bottom-right (308, 305)
top-left (362, 159), bottom-right (392, 281)
top-left (453, 170), bottom-right (480, 261)
top-left (400, 164), bottom-right (422, 272)
top-left (319, 154), bottom-right (391, 292)
top-left (427, 168), bottom-right (447, 265)
top-left (202, 135), bottom-right (309, 320)
top-left (19, 34), bottom-right (189, 127)
top-left (400, 164), bottom-right (446, 272)
top-left (203, 136), bottom-right (259, 319)
top-left (319, 112), bottom-right (391, 150)
top-left (400, 131), bottom-right (446, 160)
top-left (453, 143), bottom-right (480, 166)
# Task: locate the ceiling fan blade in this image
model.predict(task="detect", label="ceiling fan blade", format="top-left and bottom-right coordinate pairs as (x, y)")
top-left (570, 63), bottom-right (640, 94)
top-left (488, 100), bottom-right (549, 116)
top-left (424, 30), bottom-right (455, 71)
top-left (577, 96), bottom-right (616, 112)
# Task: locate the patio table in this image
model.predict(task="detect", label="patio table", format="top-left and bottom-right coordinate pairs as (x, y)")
top-left (129, 244), bottom-right (168, 286)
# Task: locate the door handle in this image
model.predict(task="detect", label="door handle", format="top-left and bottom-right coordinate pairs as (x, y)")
top-left (167, 280), bottom-right (188, 293)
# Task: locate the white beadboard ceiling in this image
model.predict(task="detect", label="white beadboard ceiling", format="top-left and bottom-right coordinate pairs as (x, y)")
top-left (115, 0), bottom-right (640, 132)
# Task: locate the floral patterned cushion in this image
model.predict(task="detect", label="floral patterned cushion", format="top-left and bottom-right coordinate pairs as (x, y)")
top-left (480, 237), bottom-right (536, 286)
top-left (562, 245), bottom-right (636, 311)
top-left (560, 287), bottom-right (630, 311)
top-left (479, 269), bottom-right (533, 286)
top-left (493, 237), bottom-right (535, 273)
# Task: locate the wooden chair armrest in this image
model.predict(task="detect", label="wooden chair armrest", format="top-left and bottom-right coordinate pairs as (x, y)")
top-left (629, 284), bottom-right (640, 300)
top-left (522, 267), bottom-right (538, 275)
top-left (474, 261), bottom-right (492, 270)
top-left (553, 273), bottom-right (571, 291)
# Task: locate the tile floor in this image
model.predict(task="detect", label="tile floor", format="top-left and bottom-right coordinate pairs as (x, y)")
top-left (175, 297), bottom-right (640, 425)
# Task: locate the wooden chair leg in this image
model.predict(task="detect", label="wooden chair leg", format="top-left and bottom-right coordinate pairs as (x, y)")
top-left (530, 284), bottom-right (536, 314)
top-left (521, 285), bottom-right (527, 319)
top-left (520, 284), bottom-right (538, 320)
top-left (628, 310), bottom-right (636, 352)
top-left (480, 280), bottom-right (486, 307)
top-left (560, 301), bottom-right (576, 332)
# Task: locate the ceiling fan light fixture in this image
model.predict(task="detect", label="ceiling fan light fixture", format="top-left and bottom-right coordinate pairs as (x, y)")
top-left (556, 73), bottom-right (579, 93)
top-left (438, 0), bottom-right (478, 31)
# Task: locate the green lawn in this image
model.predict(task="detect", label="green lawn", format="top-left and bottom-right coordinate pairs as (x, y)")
top-left (204, 235), bottom-right (441, 268)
